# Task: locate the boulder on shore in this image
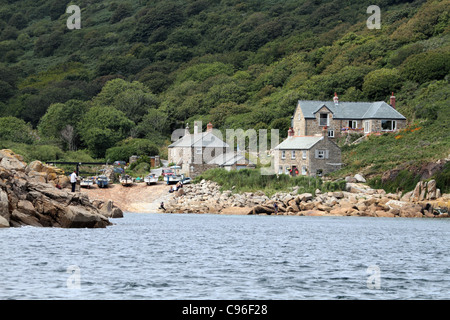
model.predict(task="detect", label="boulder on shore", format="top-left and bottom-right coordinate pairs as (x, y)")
top-left (0, 149), bottom-right (118, 228)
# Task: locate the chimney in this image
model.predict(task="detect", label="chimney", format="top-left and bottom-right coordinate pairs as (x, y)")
top-left (333, 92), bottom-right (339, 105)
top-left (288, 127), bottom-right (294, 138)
top-left (207, 122), bottom-right (213, 132)
top-left (390, 92), bottom-right (396, 109)
top-left (194, 122), bottom-right (199, 135)
top-left (185, 123), bottom-right (190, 136)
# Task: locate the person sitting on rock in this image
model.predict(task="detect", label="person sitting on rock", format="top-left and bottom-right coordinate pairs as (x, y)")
top-left (273, 202), bottom-right (279, 214)
top-left (168, 186), bottom-right (174, 193)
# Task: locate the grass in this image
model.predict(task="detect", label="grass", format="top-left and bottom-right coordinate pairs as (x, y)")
top-left (194, 168), bottom-right (346, 197)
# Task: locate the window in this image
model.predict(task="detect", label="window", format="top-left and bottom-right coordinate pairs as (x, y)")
top-left (381, 120), bottom-right (396, 131)
top-left (196, 148), bottom-right (202, 154)
top-left (302, 150), bottom-right (307, 159)
top-left (291, 150), bottom-right (295, 159)
top-left (302, 166), bottom-right (307, 176)
top-left (281, 150), bottom-right (286, 159)
top-left (364, 121), bottom-right (370, 133)
top-left (315, 149), bottom-right (329, 159)
top-left (278, 166), bottom-right (283, 174)
top-left (316, 169), bottom-right (323, 177)
top-left (348, 120), bottom-right (357, 129)
top-left (328, 130), bottom-right (335, 138)
top-left (285, 166), bottom-right (290, 175)
top-left (319, 113), bottom-right (328, 126)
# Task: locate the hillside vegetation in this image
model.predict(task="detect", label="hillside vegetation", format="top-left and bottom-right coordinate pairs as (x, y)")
top-left (0, 0), bottom-right (449, 192)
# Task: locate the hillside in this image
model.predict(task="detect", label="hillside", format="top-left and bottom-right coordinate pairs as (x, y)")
top-left (0, 0), bottom-right (449, 192)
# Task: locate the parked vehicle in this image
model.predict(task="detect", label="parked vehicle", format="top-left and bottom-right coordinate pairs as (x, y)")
top-left (181, 177), bottom-right (192, 184)
top-left (114, 161), bottom-right (126, 166)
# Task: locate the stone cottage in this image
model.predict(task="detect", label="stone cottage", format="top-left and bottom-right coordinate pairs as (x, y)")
top-left (274, 127), bottom-right (341, 177)
top-left (292, 93), bottom-right (407, 139)
top-left (168, 122), bottom-right (229, 177)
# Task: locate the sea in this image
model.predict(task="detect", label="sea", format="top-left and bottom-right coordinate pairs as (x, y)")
top-left (0, 213), bottom-right (449, 300)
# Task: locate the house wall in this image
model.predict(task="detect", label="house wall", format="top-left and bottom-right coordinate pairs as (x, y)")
top-left (292, 103), bottom-right (306, 136)
top-left (274, 136), bottom-right (341, 177)
top-left (363, 119), bottom-right (407, 133)
top-left (308, 138), bottom-right (342, 177)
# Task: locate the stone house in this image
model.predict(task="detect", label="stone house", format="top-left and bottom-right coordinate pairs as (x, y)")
top-left (274, 127), bottom-right (341, 177)
top-left (168, 122), bottom-right (229, 177)
top-left (292, 93), bottom-right (407, 139)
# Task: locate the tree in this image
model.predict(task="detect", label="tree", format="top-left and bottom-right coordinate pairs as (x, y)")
top-left (401, 50), bottom-right (450, 84)
top-left (92, 78), bottom-right (159, 123)
top-left (0, 116), bottom-right (35, 143)
top-left (362, 68), bottom-right (402, 101)
top-left (79, 106), bottom-right (135, 158)
top-left (38, 100), bottom-right (88, 149)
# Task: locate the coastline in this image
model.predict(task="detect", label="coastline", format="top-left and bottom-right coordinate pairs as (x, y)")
top-left (81, 178), bottom-right (449, 219)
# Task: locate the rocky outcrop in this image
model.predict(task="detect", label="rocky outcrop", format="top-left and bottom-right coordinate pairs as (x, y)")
top-left (0, 149), bottom-right (122, 228)
top-left (163, 178), bottom-right (449, 219)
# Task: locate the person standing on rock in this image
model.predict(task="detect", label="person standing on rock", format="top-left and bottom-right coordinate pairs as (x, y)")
top-left (70, 170), bottom-right (78, 192)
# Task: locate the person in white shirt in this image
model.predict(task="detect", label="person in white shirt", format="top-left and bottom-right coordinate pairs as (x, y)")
top-left (70, 171), bottom-right (78, 192)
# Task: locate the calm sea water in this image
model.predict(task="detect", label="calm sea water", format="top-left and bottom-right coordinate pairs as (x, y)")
top-left (0, 213), bottom-right (448, 300)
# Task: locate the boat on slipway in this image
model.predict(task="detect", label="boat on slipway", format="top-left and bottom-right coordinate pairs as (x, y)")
top-left (144, 174), bottom-right (158, 185)
top-left (80, 177), bottom-right (94, 188)
top-left (120, 174), bottom-right (133, 187)
top-left (96, 175), bottom-right (109, 188)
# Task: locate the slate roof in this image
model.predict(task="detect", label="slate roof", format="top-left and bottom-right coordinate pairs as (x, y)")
top-left (274, 136), bottom-right (323, 150)
top-left (207, 152), bottom-right (251, 166)
top-left (168, 131), bottom-right (229, 148)
top-left (297, 100), bottom-right (406, 120)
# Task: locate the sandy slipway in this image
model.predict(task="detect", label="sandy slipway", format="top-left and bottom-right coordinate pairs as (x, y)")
top-left (0, 149), bottom-right (122, 228)
top-left (163, 179), bottom-right (449, 218)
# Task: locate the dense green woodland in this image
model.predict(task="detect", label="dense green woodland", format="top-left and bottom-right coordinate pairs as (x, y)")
top-left (0, 0), bottom-right (449, 192)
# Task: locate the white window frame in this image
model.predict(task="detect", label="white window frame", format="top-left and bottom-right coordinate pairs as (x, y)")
top-left (281, 150), bottom-right (286, 159)
top-left (196, 148), bottom-right (202, 155)
top-left (301, 166), bottom-right (307, 176)
top-left (349, 120), bottom-right (358, 129)
top-left (317, 150), bottom-right (325, 159)
top-left (319, 113), bottom-right (329, 126)
top-left (381, 120), bottom-right (396, 131)
top-left (328, 130), bottom-right (335, 138)
top-left (291, 150), bottom-right (295, 159)
top-left (302, 150), bottom-right (307, 160)
top-left (364, 121), bottom-right (370, 134)
top-left (278, 166), bottom-right (283, 174)
top-left (285, 166), bottom-right (290, 175)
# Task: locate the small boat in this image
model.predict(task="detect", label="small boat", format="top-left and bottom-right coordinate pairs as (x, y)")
top-left (80, 177), bottom-right (94, 188)
top-left (96, 175), bottom-right (109, 188)
top-left (120, 174), bottom-right (133, 187)
top-left (144, 174), bottom-right (158, 185)
top-left (165, 165), bottom-right (183, 184)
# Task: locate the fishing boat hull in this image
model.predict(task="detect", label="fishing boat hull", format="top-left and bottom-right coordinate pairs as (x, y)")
top-left (120, 175), bottom-right (133, 187)
top-left (96, 176), bottom-right (109, 188)
top-left (144, 174), bottom-right (158, 185)
top-left (80, 179), bottom-right (94, 188)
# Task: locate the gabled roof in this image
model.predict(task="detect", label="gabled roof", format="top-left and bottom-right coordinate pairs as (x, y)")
top-left (274, 136), bottom-right (323, 150)
top-left (296, 100), bottom-right (406, 120)
top-left (168, 131), bottom-right (229, 148)
top-left (207, 152), bottom-right (251, 166)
